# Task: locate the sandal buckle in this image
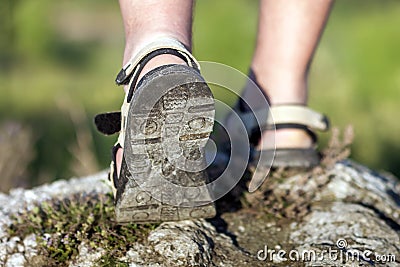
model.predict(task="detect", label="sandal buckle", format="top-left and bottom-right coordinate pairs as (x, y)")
top-left (115, 63), bottom-right (133, 85)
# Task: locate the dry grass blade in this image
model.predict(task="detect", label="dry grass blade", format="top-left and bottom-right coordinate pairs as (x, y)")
top-left (0, 121), bottom-right (35, 192)
top-left (56, 95), bottom-right (100, 177)
top-left (320, 125), bottom-right (354, 169)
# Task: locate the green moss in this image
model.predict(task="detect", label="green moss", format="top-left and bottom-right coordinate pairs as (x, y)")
top-left (96, 254), bottom-right (130, 267)
top-left (8, 192), bottom-right (159, 266)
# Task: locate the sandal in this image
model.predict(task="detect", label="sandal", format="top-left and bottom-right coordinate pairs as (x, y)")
top-left (253, 104), bottom-right (329, 166)
top-left (94, 37), bottom-right (216, 223)
top-left (222, 102), bottom-right (329, 192)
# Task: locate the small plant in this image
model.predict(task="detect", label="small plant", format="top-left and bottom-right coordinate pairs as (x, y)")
top-left (8, 192), bottom-right (159, 266)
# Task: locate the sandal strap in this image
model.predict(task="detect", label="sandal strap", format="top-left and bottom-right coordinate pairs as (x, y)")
top-left (94, 37), bottom-right (200, 137)
top-left (229, 104), bottom-right (329, 139)
top-left (266, 105), bottom-right (330, 132)
top-left (115, 37), bottom-right (200, 103)
top-left (94, 112), bottom-right (121, 135)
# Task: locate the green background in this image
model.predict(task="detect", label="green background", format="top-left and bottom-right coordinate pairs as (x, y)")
top-left (1, 0), bottom-right (399, 189)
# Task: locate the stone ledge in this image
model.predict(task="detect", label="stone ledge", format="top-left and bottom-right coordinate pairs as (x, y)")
top-left (0, 161), bottom-right (399, 266)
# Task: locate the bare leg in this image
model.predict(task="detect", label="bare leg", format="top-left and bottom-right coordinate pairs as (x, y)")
top-left (242, 0), bottom-right (334, 149)
top-left (116, 0), bottom-right (194, 175)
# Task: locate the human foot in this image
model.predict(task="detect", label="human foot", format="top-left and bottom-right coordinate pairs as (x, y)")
top-left (95, 38), bottom-right (216, 223)
top-left (255, 104), bottom-right (329, 168)
top-left (227, 96), bottom-right (329, 169)
top-left (256, 128), bottom-right (314, 151)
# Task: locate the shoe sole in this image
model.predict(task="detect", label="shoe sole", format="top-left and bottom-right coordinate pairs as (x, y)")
top-left (115, 65), bottom-right (216, 223)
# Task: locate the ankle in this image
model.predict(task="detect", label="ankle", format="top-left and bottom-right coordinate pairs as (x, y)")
top-left (123, 34), bottom-right (191, 65)
top-left (257, 128), bottom-right (314, 150)
top-left (121, 36), bottom-right (192, 93)
top-left (249, 65), bottom-right (308, 105)
top-left (122, 53), bottom-right (188, 94)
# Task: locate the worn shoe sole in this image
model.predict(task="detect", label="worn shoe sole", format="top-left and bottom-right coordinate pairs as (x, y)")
top-left (115, 65), bottom-right (216, 223)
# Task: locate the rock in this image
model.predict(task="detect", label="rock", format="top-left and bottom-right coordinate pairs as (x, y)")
top-left (288, 162), bottom-right (400, 267)
top-left (69, 242), bottom-right (105, 267)
top-left (148, 221), bottom-right (214, 266)
top-left (5, 253), bottom-right (25, 267)
top-left (119, 220), bottom-right (252, 267)
top-left (0, 160), bottom-right (399, 266)
top-left (290, 202), bottom-right (399, 267)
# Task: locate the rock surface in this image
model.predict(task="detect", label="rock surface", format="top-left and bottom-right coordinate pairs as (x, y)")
top-left (0, 160), bottom-right (399, 266)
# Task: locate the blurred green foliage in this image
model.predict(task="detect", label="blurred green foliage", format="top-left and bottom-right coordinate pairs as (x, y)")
top-left (0, 0), bottom-right (399, 186)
